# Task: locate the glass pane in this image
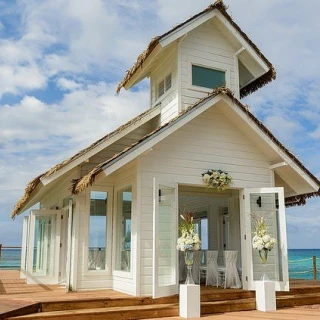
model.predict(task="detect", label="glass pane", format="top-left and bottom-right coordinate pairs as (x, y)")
top-left (158, 185), bottom-right (176, 287)
top-left (116, 187), bottom-right (132, 272)
top-left (33, 214), bottom-right (56, 277)
top-left (201, 219), bottom-right (208, 250)
top-left (88, 191), bottom-right (107, 270)
top-left (192, 65), bottom-right (225, 89)
top-left (250, 193), bottom-right (283, 281)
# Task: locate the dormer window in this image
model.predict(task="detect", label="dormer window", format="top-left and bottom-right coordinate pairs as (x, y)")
top-left (192, 65), bottom-right (225, 90)
top-left (157, 73), bottom-right (172, 99)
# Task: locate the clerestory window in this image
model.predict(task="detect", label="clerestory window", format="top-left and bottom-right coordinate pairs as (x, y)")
top-left (192, 65), bottom-right (225, 90)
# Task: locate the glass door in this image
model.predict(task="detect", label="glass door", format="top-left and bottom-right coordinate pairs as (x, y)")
top-left (27, 209), bottom-right (61, 284)
top-left (241, 187), bottom-right (289, 291)
top-left (152, 179), bottom-right (178, 298)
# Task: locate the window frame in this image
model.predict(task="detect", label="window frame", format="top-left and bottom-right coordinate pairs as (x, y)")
top-left (112, 181), bottom-right (135, 279)
top-left (84, 187), bottom-right (113, 276)
top-left (188, 58), bottom-right (231, 93)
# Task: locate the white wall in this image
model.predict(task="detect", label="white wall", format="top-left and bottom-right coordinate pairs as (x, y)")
top-left (150, 47), bottom-right (179, 125)
top-left (180, 20), bottom-right (238, 111)
top-left (138, 105), bottom-right (272, 295)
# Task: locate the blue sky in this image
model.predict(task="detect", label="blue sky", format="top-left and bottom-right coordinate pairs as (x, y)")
top-left (0, 0), bottom-right (319, 248)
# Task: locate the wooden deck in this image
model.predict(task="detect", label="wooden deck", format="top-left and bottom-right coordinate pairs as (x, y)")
top-left (1, 270), bottom-right (320, 319)
top-left (148, 306), bottom-right (320, 320)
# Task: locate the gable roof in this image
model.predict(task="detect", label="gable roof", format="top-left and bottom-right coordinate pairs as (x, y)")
top-left (12, 87), bottom-right (320, 218)
top-left (71, 87), bottom-right (320, 204)
top-left (11, 106), bottom-right (160, 218)
top-left (116, 0), bottom-right (276, 98)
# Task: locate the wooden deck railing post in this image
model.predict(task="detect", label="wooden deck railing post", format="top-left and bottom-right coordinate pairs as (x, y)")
top-left (313, 255), bottom-right (317, 280)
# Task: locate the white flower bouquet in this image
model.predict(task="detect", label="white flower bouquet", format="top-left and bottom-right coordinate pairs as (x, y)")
top-left (176, 213), bottom-right (201, 253)
top-left (252, 215), bottom-right (276, 263)
top-left (202, 169), bottom-right (233, 192)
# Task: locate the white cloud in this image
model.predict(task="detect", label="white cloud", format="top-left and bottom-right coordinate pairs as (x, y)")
top-left (264, 115), bottom-right (302, 144)
top-left (57, 77), bottom-right (84, 91)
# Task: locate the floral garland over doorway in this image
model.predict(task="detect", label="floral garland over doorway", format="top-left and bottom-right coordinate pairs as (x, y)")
top-left (202, 169), bottom-right (233, 191)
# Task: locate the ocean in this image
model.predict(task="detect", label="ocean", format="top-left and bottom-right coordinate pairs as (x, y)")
top-left (1, 248), bottom-right (319, 280)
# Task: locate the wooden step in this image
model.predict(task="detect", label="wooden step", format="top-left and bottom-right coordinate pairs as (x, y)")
top-left (277, 286), bottom-right (320, 296)
top-left (277, 292), bottom-right (320, 308)
top-left (202, 298), bottom-right (256, 314)
top-left (41, 295), bottom-right (179, 312)
top-left (7, 303), bottom-right (179, 320)
top-left (201, 290), bottom-right (255, 302)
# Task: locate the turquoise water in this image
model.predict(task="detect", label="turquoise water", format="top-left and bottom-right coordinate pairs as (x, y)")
top-left (0, 248), bottom-right (21, 269)
top-left (288, 249), bottom-right (320, 280)
top-left (1, 248), bottom-right (320, 279)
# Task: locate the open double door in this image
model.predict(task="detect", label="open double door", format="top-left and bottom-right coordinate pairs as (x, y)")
top-left (151, 182), bottom-right (289, 298)
top-left (21, 208), bottom-right (70, 285)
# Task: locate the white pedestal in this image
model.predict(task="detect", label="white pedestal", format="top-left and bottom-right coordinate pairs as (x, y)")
top-left (179, 284), bottom-right (201, 318)
top-left (255, 280), bottom-right (276, 312)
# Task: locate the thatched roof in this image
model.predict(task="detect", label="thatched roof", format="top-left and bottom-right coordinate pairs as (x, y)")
top-left (116, 0), bottom-right (276, 98)
top-left (11, 106), bottom-right (157, 218)
top-left (72, 87), bottom-right (320, 206)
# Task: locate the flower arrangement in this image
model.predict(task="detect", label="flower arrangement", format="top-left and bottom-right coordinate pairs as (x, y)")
top-left (202, 169), bottom-right (233, 192)
top-left (252, 215), bottom-right (276, 264)
top-left (176, 212), bottom-right (201, 253)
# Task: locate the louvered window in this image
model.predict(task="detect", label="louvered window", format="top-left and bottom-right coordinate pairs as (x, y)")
top-left (165, 74), bottom-right (172, 91)
top-left (158, 80), bottom-right (165, 98)
top-left (157, 73), bottom-right (172, 98)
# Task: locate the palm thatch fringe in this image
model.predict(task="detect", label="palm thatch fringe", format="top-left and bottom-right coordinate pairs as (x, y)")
top-left (116, 0), bottom-right (276, 97)
top-left (72, 87), bottom-right (320, 196)
top-left (240, 67), bottom-right (276, 98)
top-left (11, 106), bottom-right (157, 218)
top-left (11, 175), bottom-right (43, 219)
top-left (285, 190), bottom-right (320, 208)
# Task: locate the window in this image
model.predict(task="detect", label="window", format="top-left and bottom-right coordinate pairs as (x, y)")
top-left (192, 65), bottom-right (225, 90)
top-left (115, 186), bottom-right (132, 272)
top-left (157, 73), bottom-right (172, 98)
top-left (88, 191), bottom-right (108, 270)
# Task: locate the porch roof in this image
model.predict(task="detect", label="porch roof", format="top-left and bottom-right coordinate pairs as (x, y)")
top-left (71, 87), bottom-right (320, 204)
top-left (116, 0), bottom-right (276, 98)
top-left (10, 106), bottom-right (160, 218)
top-left (11, 88), bottom-right (320, 218)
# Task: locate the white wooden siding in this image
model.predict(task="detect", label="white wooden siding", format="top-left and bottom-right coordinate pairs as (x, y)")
top-left (138, 106), bottom-right (272, 295)
top-left (40, 169), bottom-right (77, 210)
top-left (180, 21), bottom-right (238, 111)
top-left (150, 47), bottom-right (179, 125)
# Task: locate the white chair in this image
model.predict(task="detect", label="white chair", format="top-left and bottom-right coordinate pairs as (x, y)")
top-left (205, 250), bottom-right (219, 287)
top-left (221, 250), bottom-right (241, 289)
top-left (192, 251), bottom-right (202, 284)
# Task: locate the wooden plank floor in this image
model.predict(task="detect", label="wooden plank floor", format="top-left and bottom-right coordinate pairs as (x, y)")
top-left (0, 270), bottom-right (131, 315)
top-left (147, 305), bottom-right (320, 320)
top-left (1, 270), bottom-right (320, 318)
